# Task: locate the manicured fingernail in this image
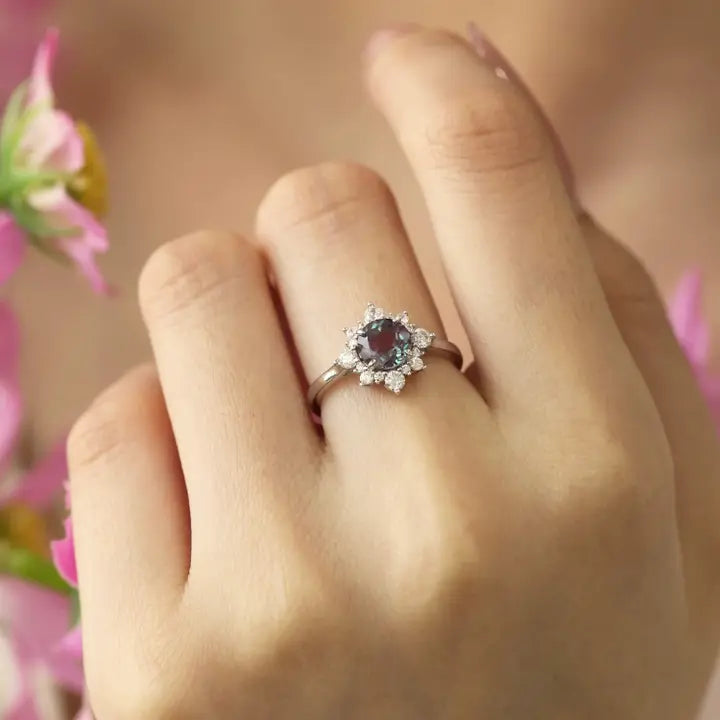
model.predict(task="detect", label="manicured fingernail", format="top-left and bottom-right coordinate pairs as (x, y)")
top-left (467, 22), bottom-right (579, 208)
top-left (365, 23), bottom-right (421, 63)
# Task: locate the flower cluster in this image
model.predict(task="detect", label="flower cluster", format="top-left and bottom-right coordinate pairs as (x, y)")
top-left (0, 301), bottom-right (86, 719)
top-left (0, 28), bottom-right (105, 720)
top-left (0, 29), bottom-right (109, 292)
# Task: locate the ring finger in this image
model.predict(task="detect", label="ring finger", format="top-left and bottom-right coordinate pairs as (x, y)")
top-left (255, 161), bottom-right (484, 455)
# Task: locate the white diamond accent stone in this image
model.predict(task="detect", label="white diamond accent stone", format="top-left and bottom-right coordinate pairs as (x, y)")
top-left (338, 350), bottom-right (357, 369)
top-left (384, 370), bottom-right (406, 393)
top-left (374, 372), bottom-right (385, 383)
top-left (359, 370), bottom-right (374, 385)
top-left (401, 364), bottom-right (412, 375)
top-left (364, 304), bottom-right (376, 324)
top-left (374, 307), bottom-right (386, 319)
top-left (355, 362), bottom-right (366, 372)
top-left (410, 356), bottom-right (425, 372)
top-left (413, 328), bottom-right (432, 349)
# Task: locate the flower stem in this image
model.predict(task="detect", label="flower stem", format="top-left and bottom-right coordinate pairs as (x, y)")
top-left (0, 171), bottom-right (68, 204)
top-left (0, 541), bottom-right (73, 595)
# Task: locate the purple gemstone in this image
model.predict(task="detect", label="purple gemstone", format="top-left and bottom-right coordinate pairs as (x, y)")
top-left (356, 318), bottom-right (412, 371)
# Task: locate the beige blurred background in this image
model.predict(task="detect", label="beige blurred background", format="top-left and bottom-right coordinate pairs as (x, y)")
top-left (4, 1), bottom-right (720, 713)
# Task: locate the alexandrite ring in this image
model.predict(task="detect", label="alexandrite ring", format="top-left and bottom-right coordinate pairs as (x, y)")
top-left (307, 303), bottom-right (463, 416)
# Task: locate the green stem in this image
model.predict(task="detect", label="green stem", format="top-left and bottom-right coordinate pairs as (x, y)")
top-left (0, 542), bottom-right (73, 595)
top-left (0, 171), bottom-right (69, 202)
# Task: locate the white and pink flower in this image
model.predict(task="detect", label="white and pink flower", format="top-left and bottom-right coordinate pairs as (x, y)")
top-left (0, 29), bottom-right (108, 293)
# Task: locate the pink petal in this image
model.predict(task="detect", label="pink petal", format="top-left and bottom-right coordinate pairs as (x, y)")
top-left (50, 518), bottom-right (78, 587)
top-left (6, 696), bottom-right (41, 720)
top-left (58, 234), bottom-right (111, 295)
top-left (27, 186), bottom-right (109, 294)
top-left (20, 110), bottom-right (84, 173)
top-left (0, 633), bottom-right (24, 717)
top-left (0, 302), bottom-right (22, 469)
top-left (0, 380), bottom-right (22, 471)
top-left (55, 626), bottom-right (82, 660)
top-left (0, 213), bottom-right (27, 285)
top-left (0, 578), bottom-right (80, 715)
top-left (48, 628), bottom-right (84, 693)
top-left (668, 270), bottom-right (708, 366)
top-left (0, 578), bottom-right (72, 664)
top-left (7, 442), bottom-right (67, 509)
top-left (698, 373), bottom-right (720, 431)
top-left (29, 186), bottom-right (106, 244)
top-left (26, 29), bottom-right (59, 108)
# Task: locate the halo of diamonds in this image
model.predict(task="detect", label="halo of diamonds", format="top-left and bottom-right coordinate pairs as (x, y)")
top-left (336, 303), bottom-right (436, 394)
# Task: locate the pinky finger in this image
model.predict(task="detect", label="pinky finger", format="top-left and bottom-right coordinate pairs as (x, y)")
top-left (582, 217), bottom-right (720, 589)
top-left (67, 365), bottom-right (190, 663)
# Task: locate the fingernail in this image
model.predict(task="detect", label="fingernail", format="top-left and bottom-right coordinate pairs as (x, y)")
top-left (365, 23), bottom-right (420, 63)
top-left (467, 22), bottom-right (579, 208)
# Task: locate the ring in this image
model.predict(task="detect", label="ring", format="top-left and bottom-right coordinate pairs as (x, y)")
top-left (308, 303), bottom-right (463, 416)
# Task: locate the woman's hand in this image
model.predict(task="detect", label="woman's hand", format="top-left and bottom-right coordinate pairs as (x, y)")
top-left (67, 27), bottom-right (720, 720)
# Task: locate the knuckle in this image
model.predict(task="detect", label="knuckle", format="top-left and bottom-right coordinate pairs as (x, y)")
top-left (192, 555), bottom-right (343, 677)
top-left (418, 83), bottom-right (547, 176)
top-left (256, 161), bottom-right (392, 242)
top-left (372, 28), bottom-right (549, 178)
top-left (138, 231), bottom-right (259, 319)
top-left (551, 430), bottom-right (671, 546)
top-left (379, 501), bottom-right (486, 619)
top-left (68, 382), bottom-right (139, 471)
top-left (245, 603), bottom-right (339, 677)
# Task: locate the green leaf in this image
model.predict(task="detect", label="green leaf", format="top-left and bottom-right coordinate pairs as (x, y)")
top-left (70, 589), bottom-right (81, 625)
top-left (0, 542), bottom-right (73, 595)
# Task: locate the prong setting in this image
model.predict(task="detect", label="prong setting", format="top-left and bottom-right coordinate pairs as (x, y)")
top-left (335, 303), bottom-right (436, 393)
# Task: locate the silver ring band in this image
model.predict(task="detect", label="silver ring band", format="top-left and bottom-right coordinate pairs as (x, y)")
top-left (308, 338), bottom-right (463, 417)
top-left (307, 303), bottom-right (463, 417)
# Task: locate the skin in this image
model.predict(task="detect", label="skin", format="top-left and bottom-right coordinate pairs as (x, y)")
top-left (67, 28), bottom-right (720, 719)
top-left (10, 0), bottom-right (720, 455)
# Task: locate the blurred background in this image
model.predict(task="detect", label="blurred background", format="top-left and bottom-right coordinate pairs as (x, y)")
top-left (2, 0), bottom-right (719, 716)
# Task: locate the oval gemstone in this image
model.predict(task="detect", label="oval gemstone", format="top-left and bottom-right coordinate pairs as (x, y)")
top-left (356, 318), bottom-right (412, 371)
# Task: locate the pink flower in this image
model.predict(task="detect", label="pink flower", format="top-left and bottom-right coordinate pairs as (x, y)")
top-left (669, 270), bottom-right (720, 429)
top-left (0, 419), bottom-right (85, 717)
top-left (0, 302), bottom-right (22, 473)
top-left (3, 443), bottom-right (67, 509)
top-left (0, 29), bottom-right (109, 292)
top-left (0, 578), bottom-right (83, 719)
top-left (48, 486), bottom-right (89, 719)
top-left (50, 484), bottom-right (84, 684)
top-left (51, 515), bottom-right (77, 588)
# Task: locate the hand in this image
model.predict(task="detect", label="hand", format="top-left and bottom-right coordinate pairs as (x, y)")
top-left (67, 27), bottom-right (720, 720)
